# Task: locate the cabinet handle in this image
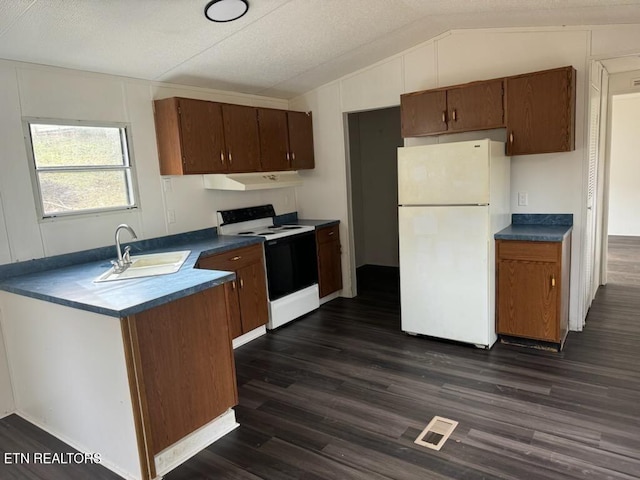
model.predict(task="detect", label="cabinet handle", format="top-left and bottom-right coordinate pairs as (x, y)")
top-left (551, 275), bottom-right (556, 289)
top-left (291, 152), bottom-right (296, 161)
top-left (230, 255), bottom-right (241, 261)
top-left (452, 109), bottom-right (457, 122)
top-left (286, 152), bottom-right (290, 163)
top-left (220, 150), bottom-right (225, 164)
top-left (442, 111), bottom-right (446, 123)
top-left (228, 151), bottom-right (233, 164)
top-left (240, 278), bottom-right (244, 289)
top-left (509, 132), bottom-right (514, 144)
top-left (231, 280), bottom-right (236, 290)
top-left (328, 231), bottom-right (334, 236)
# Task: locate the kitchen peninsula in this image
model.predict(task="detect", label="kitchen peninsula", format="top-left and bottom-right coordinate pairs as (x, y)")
top-left (0, 228), bottom-right (264, 480)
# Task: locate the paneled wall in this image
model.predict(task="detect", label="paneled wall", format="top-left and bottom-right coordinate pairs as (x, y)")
top-left (0, 61), bottom-right (290, 262)
top-left (290, 25), bottom-right (640, 331)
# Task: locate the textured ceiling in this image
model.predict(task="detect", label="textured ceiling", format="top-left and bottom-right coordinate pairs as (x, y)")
top-left (1, 0), bottom-right (640, 99)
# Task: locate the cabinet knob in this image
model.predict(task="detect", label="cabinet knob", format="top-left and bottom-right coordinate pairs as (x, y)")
top-left (452, 109), bottom-right (457, 122)
top-left (441, 111), bottom-right (446, 123)
top-left (231, 280), bottom-right (236, 290)
top-left (239, 278), bottom-right (244, 288)
top-left (286, 152), bottom-right (290, 163)
top-left (551, 275), bottom-right (556, 288)
top-left (328, 231), bottom-right (334, 236)
top-left (228, 151), bottom-right (233, 164)
top-left (291, 152), bottom-right (296, 161)
top-left (509, 132), bottom-right (514, 144)
top-left (220, 151), bottom-right (225, 164)
top-left (230, 255), bottom-right (242, 261)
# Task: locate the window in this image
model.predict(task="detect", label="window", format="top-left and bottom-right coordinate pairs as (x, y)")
top-left (25, 119), bottom-right (138, 218)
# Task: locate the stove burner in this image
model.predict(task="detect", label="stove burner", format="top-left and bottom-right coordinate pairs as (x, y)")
top-left (237, 231), bottom-right (256, 235)
top-left (282, 226), bottom-right (302, 230)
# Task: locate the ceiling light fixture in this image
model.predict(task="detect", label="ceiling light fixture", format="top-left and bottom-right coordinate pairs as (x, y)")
top-left (204, 0), bottom-right (249, 23)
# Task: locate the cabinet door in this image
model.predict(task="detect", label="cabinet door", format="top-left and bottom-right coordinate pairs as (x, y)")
top-left (497, 259), bottom-right (559, 342)
top-left (237, 262), bottom-right (269, 332)
top-left (447, 80), bottom-right (504, 133)
top-left (258, 108), bottom-right (290, 171)
top-left (400, 90), bottom-right (447, 137)
top-left (317, 225), bottom-right (342, 298)
top-left (505, 66), bottom-right (576, 155)
top-left (155, 98), bottom-right (226, 174)
top-left (287, 111), bottom-right (315, 170)
top-left (224, 280), bottom-right (243, 339)
top-left (126, 287), bottom-right (237, 456)
top-left (222, 104), bottom-right (261, 173)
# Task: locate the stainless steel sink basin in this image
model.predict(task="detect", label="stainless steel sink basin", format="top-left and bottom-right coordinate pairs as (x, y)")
top-left (94, 250), bottom-right (191, 282)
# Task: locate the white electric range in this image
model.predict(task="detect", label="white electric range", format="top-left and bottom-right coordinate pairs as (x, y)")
top-left (217, 205), bottom-right (319, 329)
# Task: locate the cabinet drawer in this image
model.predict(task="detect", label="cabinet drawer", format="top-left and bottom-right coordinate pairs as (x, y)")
top-left (198, 243), bottom-right (264, 271)
top-left (497, 240), bottom-right (560, 262)
top-left (316, 224), bottom-right (339, 244)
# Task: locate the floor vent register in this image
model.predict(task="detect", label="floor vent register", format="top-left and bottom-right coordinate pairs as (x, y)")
top-left (414, 416), bottom-right (458, 451)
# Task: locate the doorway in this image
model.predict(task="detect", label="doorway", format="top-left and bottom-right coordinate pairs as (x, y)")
top-left (605, 91), bottom-right (640, 286)
top-left (346, 107), bottom-right (403, 298)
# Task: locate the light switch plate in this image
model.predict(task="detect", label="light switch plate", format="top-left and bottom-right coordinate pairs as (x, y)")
top-left (518, 192), bottom-right (528, 206)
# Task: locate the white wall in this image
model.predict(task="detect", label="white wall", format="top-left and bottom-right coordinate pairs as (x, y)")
top-left (0, 60), bottom-right (294, 420)
top-left (0, 60), bottom-right (292, 262)
top-left (608, 92), bottom-right (640, 235)
top-left (291, 24), bottom-right (640, 331)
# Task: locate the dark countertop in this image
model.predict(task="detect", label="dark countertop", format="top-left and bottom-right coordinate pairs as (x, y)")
top-left (0, 217), bottom-right (340, 318)
top-left (495, 214), bottom-right (573, 242)
top-left (0, 230), bottom-right (263, 318)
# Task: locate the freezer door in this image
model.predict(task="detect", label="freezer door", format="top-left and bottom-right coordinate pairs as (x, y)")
top-left (398, 205), bottom-right (495, 347)
top-left (398, 140), bottom-right (490, 205)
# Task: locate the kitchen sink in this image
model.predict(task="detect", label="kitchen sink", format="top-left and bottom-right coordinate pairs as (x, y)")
top-left (94, 250), bottom-right (191, 282)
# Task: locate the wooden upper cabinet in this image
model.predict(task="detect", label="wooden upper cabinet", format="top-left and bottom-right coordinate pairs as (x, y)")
top-left (221, 104), bottom-right (261, 173)
top-left (447, 79), bottom-right (504, 132)
top-left (287, 111), bottom-right (315, 170)
top-left (505, 66), bottom-right (576, 155)
top-left (401, 89), bottom-right (447, 136)
top-left (401, 80), bottom-right (504, 136)
top-left (257, 108), bottom-right (290, 171)
top-left (154, 97), bottom-right (226, 175)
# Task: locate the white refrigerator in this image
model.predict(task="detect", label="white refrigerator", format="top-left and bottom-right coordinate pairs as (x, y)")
top-left (398, 139), bottom-right (510, 348)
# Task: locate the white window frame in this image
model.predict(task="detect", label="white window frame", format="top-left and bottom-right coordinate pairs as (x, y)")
top-left (23, 118), bottom-right (140, 221)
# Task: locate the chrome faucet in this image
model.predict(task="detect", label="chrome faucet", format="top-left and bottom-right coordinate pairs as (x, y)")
top-left (112, 224), bottom-right (138, 273)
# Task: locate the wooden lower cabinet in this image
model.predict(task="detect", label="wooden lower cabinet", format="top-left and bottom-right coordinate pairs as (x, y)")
top-left (197, 243), bottom-right (269, 338)
top-left (122, 286), bottom-right (237, 479)
top-left (495, 236), bottom-right (571, 348)
top-left (316, 224), bottom-right (342, 298)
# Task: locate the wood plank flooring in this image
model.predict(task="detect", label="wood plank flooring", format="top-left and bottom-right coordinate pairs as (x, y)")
top-left (608, 235), bottom-right (640, 286)
top-left (1, 263), bottom-right (640, 479)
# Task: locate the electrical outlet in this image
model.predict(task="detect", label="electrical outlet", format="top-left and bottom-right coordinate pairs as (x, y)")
top-left (518, 192), bottom-right (529, 206)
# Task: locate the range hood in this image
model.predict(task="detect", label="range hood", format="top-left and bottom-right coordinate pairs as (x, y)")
top-left (203, 171), bottom-right (303, 191)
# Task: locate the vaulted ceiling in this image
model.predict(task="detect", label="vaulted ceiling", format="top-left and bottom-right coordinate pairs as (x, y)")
top-left (1, 0), bottom-right (640, 99)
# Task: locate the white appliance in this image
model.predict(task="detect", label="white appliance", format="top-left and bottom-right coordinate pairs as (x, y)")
top-left (397, 139), bottom-right (510, 348)
top-left (217, 205), bottom-right (319, 330)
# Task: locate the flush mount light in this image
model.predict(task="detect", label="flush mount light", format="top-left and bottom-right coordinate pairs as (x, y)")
top-left (204, 0), bottom-right (249, 22)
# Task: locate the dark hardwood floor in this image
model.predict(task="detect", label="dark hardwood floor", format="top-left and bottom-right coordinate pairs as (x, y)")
top-left (1, 264), bottom-right (639, 479)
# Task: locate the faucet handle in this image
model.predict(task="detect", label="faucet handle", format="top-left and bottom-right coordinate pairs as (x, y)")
top-left (122, 246), bottom-right (132, 265)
